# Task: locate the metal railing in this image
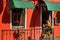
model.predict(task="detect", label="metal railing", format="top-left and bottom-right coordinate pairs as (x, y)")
top-left (1, 28), bottom-right (54, 40)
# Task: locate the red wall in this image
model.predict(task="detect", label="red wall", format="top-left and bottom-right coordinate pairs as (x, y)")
top-left (0, 0), bottom-right (10, 40)
top-left (0, 0), bottom-right (40, 40)
top-left (0, 0), bottom-right (60, 40)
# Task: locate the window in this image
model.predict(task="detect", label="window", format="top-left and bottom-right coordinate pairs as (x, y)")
top-left (10, 8), bottom-right (25, 29)
top-left (54, 12), bottom-right (60, 25)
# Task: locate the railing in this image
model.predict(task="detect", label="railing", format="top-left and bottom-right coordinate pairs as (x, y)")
top-left (1, 28), bottom-right (54, 40)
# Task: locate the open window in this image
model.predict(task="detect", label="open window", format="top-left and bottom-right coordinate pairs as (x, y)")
top-left (54, 12), bottom-right (60, 25)
top-left (10, 8), bottom-right (25, 29)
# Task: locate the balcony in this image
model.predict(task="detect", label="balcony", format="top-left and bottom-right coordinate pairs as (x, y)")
top-left (1, 28), bottom-right (54, 40)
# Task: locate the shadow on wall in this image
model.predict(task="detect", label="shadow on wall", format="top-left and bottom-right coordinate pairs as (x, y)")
top-left (30, 5), bottom-right (40, 27)
top-left (0, 0), bottom-right (3, 14)
top-left (2, 5), bottom-right (10, 23)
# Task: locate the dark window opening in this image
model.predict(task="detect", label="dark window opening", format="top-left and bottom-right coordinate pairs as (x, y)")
top-left (54, 12), bottom-right (60, 25)
top-left (11, 8), bottom-right (25, 27)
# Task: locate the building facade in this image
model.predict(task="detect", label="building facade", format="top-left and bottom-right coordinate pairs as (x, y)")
top-left (0, 0), bottom-right (60, 40)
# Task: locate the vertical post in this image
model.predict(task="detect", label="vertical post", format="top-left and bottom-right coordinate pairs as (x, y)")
top-left (10, 10), bottom-right (12, 29)
top-left (22, 8), bottom-right (25, 28)
top-left (52, 11), bottom-right (54, 28)
top-left (40, 3), bottom-right (42, 32)
top-left (25, 9), bottom-right (27, 29)
top-left (6, 31), bottom-right (7, 40)
top-left (34, 28), bottom-right (35, 40)
top-left (40, 2), bottom-right (43, 40)
top-left (17, 28), bottom-right (20, 40)
top-left (30, 28), bottom-right (32, 40)
top-left (24, 30), bottom-right (26, 40)
top-left (1, 30), bottom-right (3, 40)
top-left (52, 11), bottom-right (54, 40)
top-left (9, 30), bottom-right (11, 40)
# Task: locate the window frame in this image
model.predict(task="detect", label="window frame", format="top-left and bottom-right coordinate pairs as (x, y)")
top-left (10, 9), bottom-right (27, 29)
